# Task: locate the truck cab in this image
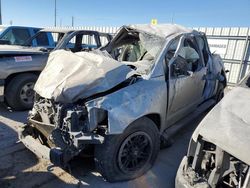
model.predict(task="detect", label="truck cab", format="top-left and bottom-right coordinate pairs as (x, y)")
top-left (0, 25), bottom-right (42, 46)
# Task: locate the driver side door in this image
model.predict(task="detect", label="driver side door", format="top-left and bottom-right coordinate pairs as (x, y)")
top-left (166, 34), bottom-right (207, 126)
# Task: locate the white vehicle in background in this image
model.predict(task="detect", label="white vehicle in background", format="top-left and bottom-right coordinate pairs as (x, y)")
top-left (176, 72), bottom-right (250, 188)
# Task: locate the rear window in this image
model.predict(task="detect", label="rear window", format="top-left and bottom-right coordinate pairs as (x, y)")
top-left (1, 28), bottom-right (31, 45)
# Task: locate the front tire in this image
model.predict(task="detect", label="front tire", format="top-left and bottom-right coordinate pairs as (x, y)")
top-left (94, 117), bottom-right (160, 182)
top-left (5, 73), bottom-right (38, 111)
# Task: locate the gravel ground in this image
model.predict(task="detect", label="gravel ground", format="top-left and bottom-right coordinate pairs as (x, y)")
top-left (0, 102), bottom-right (208, 188)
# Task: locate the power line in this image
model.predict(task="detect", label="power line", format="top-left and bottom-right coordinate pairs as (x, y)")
top-left (0, 0), bottom-right (2, 25)
top-left (71, 16), bottom-right (74, 27)
top-left (171, 13), bottom-right (175, 24)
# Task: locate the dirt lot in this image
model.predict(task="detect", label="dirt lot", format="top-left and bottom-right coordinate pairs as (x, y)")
top-left (0, 102), bottom-right (206, 188)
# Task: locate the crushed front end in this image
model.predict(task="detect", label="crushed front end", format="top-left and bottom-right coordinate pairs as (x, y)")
top-left (19, 95), bottom-right (105, 166)
top-left (176, 137), bottom-right (250, 188)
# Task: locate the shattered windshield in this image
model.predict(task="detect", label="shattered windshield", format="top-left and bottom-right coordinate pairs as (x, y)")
top-left (110, 30), bottom-right (165, 75)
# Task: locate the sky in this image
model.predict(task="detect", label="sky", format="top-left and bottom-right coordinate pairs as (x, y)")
top-left (1, 0), bottom-right (250, 28)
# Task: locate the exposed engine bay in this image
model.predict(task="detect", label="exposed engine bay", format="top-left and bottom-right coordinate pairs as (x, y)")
top-left (182, 139), bottom-right (250, 188)
top-left (26, 70), bottom-right (139, 147)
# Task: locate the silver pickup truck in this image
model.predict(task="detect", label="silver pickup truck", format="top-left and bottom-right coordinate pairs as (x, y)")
top-left (0, 29), bottom-right (112, 110)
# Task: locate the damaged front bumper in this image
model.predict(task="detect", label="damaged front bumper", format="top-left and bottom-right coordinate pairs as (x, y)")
top-left (176, 157), bottom-right (190, 188)
top-left (19, 120), bottom-right (104, 167)
top-left (175, 157), bottom-right (210, 188)
top-left (176, 138), bottom-right (250, 188)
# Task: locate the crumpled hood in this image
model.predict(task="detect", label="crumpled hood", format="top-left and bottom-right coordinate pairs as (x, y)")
top-left (193, 86), bottom-right (250, 165)
top-left (0, 44), bottom-right (44, 55)
top-left (34, 50), bottom-right (133, 103)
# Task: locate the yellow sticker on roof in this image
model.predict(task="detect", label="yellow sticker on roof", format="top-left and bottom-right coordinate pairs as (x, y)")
top-left (151, 19), bottom-right (158, 25)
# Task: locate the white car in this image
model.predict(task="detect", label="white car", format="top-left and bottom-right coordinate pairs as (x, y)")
top-left (176, 72), bottom-right (250, 188)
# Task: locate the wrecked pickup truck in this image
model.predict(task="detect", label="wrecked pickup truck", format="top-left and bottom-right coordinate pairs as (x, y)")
top-left (20, 24), bottom-right (227, 182)
top-left (0, 28), bottom-right (112, 110)
top-left (175, 72), bottom-right (250, 188)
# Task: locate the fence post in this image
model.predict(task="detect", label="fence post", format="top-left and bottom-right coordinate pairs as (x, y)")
top-left (237, 28), bottom-right (249, 82)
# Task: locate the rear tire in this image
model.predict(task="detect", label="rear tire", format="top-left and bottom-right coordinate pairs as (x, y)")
top-left (5, 73), bottom-right (38, 111)
top-left (94, 117), bottom-right (160, 182)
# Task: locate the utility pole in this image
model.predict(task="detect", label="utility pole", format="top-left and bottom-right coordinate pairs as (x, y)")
top-left (0, 0), bottom-right (2, 25)
top-left (171, 13), bottom-right (175, 24)
top-left (71, 16), bottom-right (74, 27)
top-left (54, 0), bottom-right (57, 27)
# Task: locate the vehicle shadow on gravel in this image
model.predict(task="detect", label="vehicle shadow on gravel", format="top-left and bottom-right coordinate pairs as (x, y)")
top-left (0, 122), bottom-right (19, 150)
top-left (0, 104), bottom-right (28, 124)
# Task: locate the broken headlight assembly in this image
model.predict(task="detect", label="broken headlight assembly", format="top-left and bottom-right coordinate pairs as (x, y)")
top-left (27, 96), bottom-right (93, 146)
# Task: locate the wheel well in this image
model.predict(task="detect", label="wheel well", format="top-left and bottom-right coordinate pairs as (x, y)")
top-left (5, 71), bottom-right (40, 88)
top-left (221, 70), bottom-right (227, 87)
top-left (145, 113), bottom-right (161, 131)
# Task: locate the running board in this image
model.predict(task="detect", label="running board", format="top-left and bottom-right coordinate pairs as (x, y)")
top-left (162, 99), bottom-right (216, 141)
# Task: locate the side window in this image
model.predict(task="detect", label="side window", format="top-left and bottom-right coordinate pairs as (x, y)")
top-left (165, 37), bottom-right (180, 63)
top-left (66, 33), bottom-right (98, 52)
top-left (170, 37), bottom-right (201, 77)
top-left (182, 38), bottom-right (201, 72)
top-left (196, 36), bottom-right (210, 65)
top-left (66, 35), bottom-right (76, 50)
top-left (99, 35), bottom-right (109, 46)
top-left (33, 29), bottom-right (40, 34)
top-left (54, 33), bottom-right (65, 45)
top-left (36, 33), bottom-right (49, 46)
top-left (2, 28), bottom-right (31, 45)
top-left (82, 34), bottom-right (97, 49)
